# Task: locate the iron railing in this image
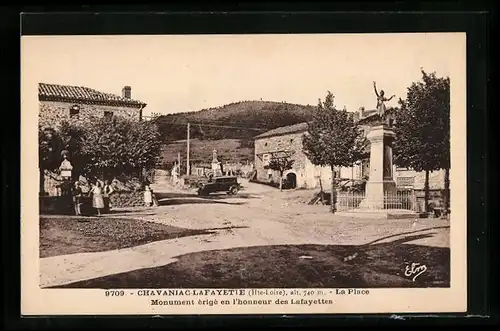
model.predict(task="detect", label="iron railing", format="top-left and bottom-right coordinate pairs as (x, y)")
top-left (336, 190), bottom-right (418, 212)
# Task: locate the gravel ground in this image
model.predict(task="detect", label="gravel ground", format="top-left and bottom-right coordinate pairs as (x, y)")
top-left (40, 179), bottom-right (450, 288)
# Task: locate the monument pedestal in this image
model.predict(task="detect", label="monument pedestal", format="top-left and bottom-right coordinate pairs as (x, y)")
top-left (339, 124), bottom-right (417, 219)
top-left (212, 162), bottom-right (222, 177)
top-left (359, 180), bottom-right (399, 209)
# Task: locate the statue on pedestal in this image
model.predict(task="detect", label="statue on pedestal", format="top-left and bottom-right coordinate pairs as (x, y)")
top-left (373, 81), bottom-right (396, 120)
top-left (58, 151), bottom-right (73, 197)
top-left (59, 151), bottom-right (73, 180)
top-left (211, 149), bottom-right (222, 177)
top-left (212, 149), bottom-right (218, 163)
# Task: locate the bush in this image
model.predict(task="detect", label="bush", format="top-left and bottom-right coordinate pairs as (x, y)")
top-left (110, 191), bottom-right (145, 208)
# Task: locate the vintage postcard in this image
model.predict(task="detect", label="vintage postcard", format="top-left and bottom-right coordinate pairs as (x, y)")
top-left (21, 33), bottom-right (467, 315)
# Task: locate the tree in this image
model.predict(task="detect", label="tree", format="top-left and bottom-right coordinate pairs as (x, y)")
top-left (393, 69), bottom-right (450, 214)
top-left (77, 116), bottom-right (163, 180)
top-left (38, 126), bottom-right (64, 195)
top-left (265, 155), bottom-right (295, 191)
top-left (39, 116), bottom-right (163, 186)
top-left (303, 91), bottom-right (368, 213)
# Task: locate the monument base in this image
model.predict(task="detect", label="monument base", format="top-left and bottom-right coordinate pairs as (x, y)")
top-left (358, 180), bottom-right (397, 209)
top-left (336, 209), bottom-right (419, 220)
top-left (342, 179), bottom-right (418, 219)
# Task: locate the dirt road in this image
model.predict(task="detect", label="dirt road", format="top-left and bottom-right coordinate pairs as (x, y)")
top-left (39, 179), bottom-right (449, 287)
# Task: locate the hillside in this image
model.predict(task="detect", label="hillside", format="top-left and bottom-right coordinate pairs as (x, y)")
top-left (155, 100), bottom-right (316, 167)
top-left (155, 100), bottom-right (315, 143)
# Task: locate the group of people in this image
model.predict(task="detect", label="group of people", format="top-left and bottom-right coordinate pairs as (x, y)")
top-left (71, 179), bottom-right (158, 217)
top-left (71, 179), bottom-right (114, 217)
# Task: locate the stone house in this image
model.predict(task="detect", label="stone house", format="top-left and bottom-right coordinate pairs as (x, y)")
top-left (39, 83), bottom-right (147, 196)
top-left (254, 123), bottom-right (363, 189)
top-left (39, 83), bottom-right (147, 129)
top-left (254, 116), bottom-right (446, 191)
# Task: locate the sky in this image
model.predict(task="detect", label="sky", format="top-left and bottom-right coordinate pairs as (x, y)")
top-left (22, 33), bottom-right (465, 116)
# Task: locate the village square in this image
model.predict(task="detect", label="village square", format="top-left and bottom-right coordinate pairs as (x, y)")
top-left (37, 73), bottom-right (451, 289)
top-left (25, 33), bottom-right (458, 291)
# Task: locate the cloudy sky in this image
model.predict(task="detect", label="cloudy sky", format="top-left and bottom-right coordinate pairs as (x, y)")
top-left (22, 33), bottom-right (464, 116)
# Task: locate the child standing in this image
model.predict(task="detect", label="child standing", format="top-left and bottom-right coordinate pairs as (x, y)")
top-left (103, 179), bottom-right (114, 212)
top-left (72, 181), bottom-right (82, 216)
top-left (144, 185), bottom-right (153, 207)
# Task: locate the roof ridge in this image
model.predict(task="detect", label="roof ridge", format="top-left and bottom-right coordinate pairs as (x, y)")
top-left (38, 82), bottom-right (146, 106)
top-left (254, 121), bottom-right (309, 139)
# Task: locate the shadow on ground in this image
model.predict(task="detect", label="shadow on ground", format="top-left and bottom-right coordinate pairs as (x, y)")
top-left (155, 191), bottom-right (258, 200)
top-left (157, 198), bottom-right (246, 206)
top-left (40, 216), bottom-right (248, 258)
top-left (53, 232), bottom-right (450, 289)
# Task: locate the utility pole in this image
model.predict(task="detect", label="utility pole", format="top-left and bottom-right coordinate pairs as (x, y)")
top-left (187, 123), bottom-right (190, 176)
top-left (177, 152), bottom-right (181, 174)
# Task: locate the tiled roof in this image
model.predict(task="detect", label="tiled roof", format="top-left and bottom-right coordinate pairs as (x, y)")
top-left (38, 83), bottom-right (146, 107)
top-left (254, 111), bottom-right (368, 140)
top-left (254, 122), bottom-right (309, 139)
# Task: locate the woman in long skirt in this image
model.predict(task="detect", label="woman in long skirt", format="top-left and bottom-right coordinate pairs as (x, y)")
top-left (90, 180), bottom-right (105, 216)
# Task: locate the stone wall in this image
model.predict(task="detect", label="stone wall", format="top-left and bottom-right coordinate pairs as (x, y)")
top-left (39, 100), bottom-right (142, 129)
top-left (254, 131), bottom-right (308, 187)
top-left (190, 162), bottom-right (254, 177)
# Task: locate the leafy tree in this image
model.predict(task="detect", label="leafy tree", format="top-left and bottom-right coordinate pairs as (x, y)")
top-left (39, 116), bottom-right (163, 188)
top-left (38, 126), bottom-right (64, 194)
top-left (78, 116), bottom-right (163, 180)
top-left (265, 155), bottom-right (295, 191)
top-left (303, 91), bottom-right (368, 213)
top-left (393, 69), bottom-right (450, 213)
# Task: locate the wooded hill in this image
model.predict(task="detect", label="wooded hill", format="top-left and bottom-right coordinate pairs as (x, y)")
top-left (155, 101), bottom-right (316, 167)
top-left (155, 100), bottom-right (316, 143)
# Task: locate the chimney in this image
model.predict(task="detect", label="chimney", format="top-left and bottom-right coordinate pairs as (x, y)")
top-left (358, 106), bottom-right (365, 118)
top-left (122, 86), bottom-right (131, 99)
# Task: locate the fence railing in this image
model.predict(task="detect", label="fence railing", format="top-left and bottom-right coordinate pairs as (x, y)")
top-left (336, 190), bottom-right (418, 212)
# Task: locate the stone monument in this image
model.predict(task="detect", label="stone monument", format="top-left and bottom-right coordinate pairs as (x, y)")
top-left (58, 151), bottom-right (74, 198)
top-left (59, 151), bottom-right (73, 180)
top-left (337, 83), bottom-right (417, 219)
top-left (211, 149), bottom-right (222, 177)
top-left (358, 122), bottom-right (397, 209)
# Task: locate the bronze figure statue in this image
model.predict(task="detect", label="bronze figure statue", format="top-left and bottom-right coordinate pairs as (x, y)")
top-left (373, 81), bottom-right (396, 119)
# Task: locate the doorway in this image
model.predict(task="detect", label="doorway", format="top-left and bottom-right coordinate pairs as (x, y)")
top-left (286, 172), bottom-right (297, 189)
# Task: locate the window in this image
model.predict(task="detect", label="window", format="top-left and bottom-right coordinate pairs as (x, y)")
top-left (262, 153), bottom-right (271, 167)
top-left (104, 111), bottom-right (114, 120)
top-left (69, 105), bottom-right (80, 118)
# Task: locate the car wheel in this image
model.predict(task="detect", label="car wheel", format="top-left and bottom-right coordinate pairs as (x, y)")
top-left (229, 186), bottom-right (238, 195)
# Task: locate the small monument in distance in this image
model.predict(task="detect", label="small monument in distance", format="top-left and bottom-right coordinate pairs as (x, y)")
top-left (341, 82), bottom-right (418, 219)
top-left (59, 150), bottom-right (73, 180)
top-left (211, 149), bottom-right (223, 177)
top-left (58, 150), bottom-right (74, 197)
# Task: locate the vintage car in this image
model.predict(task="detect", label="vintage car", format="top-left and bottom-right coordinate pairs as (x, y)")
top-left (197, 176), bottom-right (241, 196)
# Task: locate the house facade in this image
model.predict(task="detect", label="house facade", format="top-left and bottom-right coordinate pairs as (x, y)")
top-left (39, 83), bottom-right (147, 129)
top-left (39, 83), bottom-right (147, 196)
top-left (254, 123), bottom-right (365, 189)
top-left (254, 116), bottom-right (446, 191)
